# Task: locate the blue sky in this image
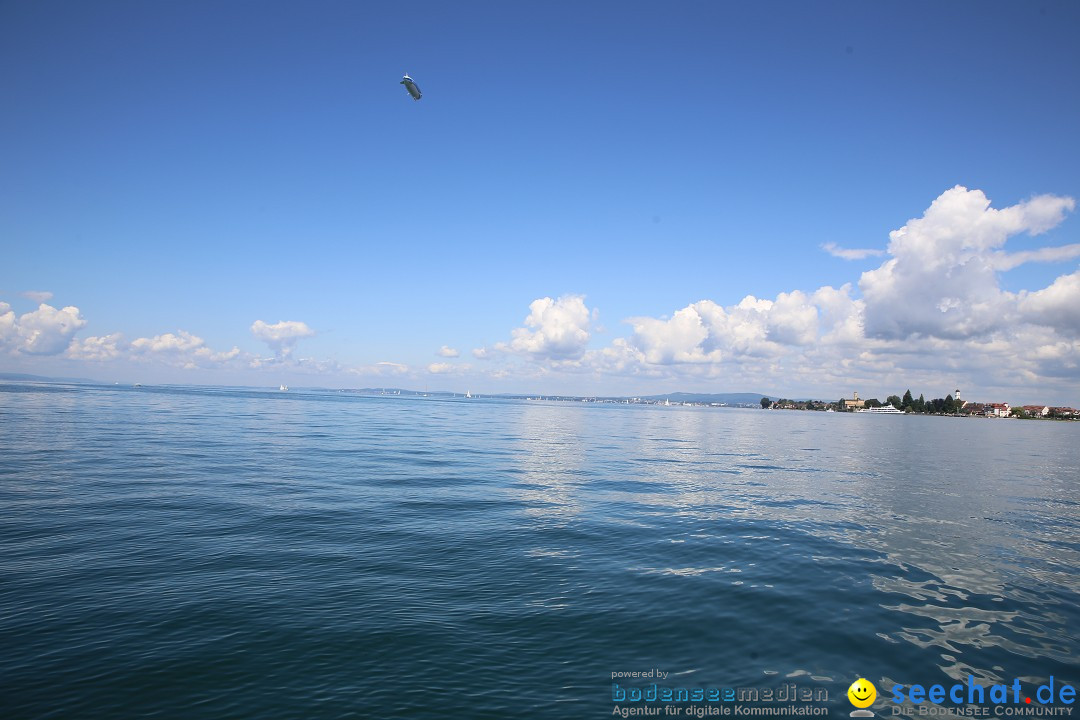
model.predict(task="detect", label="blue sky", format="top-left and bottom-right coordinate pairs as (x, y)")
top-left (2, 1), bottom-right (1079, 404)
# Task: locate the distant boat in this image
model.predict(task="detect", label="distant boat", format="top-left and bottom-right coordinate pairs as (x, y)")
top-left (279, 384), bottom-right (288, 392)
top-left (857, 405), bottom-right (902, 414)
top-left (465, 390), bottom-right (472, 398)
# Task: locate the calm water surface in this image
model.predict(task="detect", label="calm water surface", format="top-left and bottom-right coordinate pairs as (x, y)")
top-left (1, 383), bottom-right (1077, 719)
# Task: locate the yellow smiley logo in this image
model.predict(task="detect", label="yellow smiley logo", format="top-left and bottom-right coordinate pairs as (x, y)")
top-left (848, 678), bottom-right (877, 708)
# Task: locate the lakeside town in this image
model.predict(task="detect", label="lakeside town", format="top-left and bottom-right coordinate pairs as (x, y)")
top-left (763, 390), bottom-right (1078, 419)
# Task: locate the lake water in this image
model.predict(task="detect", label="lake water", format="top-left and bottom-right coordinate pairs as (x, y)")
top-left (2, 383), bottom-right (1078, 719)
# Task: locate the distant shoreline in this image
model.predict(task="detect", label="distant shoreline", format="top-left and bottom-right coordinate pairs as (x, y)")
top-left (2, 374), bottom-right (1076, 418)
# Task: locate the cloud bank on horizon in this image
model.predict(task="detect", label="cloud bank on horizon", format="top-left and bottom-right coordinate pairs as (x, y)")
top-left (2, 187), bottom-right (1078, 402)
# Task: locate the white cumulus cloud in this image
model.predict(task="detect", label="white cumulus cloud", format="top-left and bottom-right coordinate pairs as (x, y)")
top-left (811, 284), bottom-right (864, 345)
top-left (766, 291), bottom-right (819, 346)
top-left (251, 320), bottom-right (316, 358)
top-left (437, 345), bottom-right (460, 358)
top-left (616, 291), bottom-right (820, 369)
top-left (626, 303), bottom-right (718, 365)
top-left (1018, 270), bottom-right (1080, 337)
top-left (860, 186), bottom-right (1075, 340)
top-left (821, 242), bottom-right (885, 260)
top-left (495, 295), bottom-right (593, 361)
top-left (0, 298), bottom-right (247, 370)
top-left (990, 243), bottom-right (1080, 271)
top-left (67, 333), bottom-right (124, 361)
top-left (344, 361), bottom-right (411, 377)
top-left (131, 331), bottom-right (205, 354)
top-left (131, 331), bottom-right (240, 369)
top-left (15, 303), bottom-right (87, 355)
top-left (0, 302), bottom-right (15, 351)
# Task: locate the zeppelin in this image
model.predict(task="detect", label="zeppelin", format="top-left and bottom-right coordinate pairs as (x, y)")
top-left (400, 73), bottom-right (421, 101)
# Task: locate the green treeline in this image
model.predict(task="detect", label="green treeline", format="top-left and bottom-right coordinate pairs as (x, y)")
top-left (849, 390), bottom-right (957, 414)
top-left (761, 392), bottom-right (960, 414)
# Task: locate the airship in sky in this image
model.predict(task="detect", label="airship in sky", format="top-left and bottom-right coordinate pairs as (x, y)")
top-left (400, 73), bottom-right (421, 101)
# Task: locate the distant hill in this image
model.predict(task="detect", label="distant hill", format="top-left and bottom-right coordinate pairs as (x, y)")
top-left (0, 372), bottom-right (99, 384)
top-left (347, 387), bottom-right (455, 396)
top-left (641, 392), bottom-right (775, 404)
top-left (0, 378), bottom-right (781, 404)
top-left (344, 388), bottom-right (775, 404)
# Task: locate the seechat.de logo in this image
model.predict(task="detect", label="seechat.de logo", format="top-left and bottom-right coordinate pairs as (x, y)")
top-left (890, 676), bottom-right (1076, 709)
